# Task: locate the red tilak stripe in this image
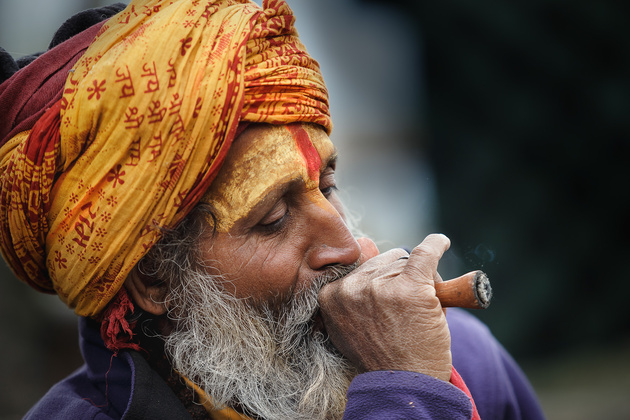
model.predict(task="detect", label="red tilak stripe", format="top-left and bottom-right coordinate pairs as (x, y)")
top-left (286, 124), bottom-right (320, 182)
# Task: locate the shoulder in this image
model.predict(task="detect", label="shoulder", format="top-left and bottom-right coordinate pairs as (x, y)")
top-left (345, 370), bottom-right (473, 419)
top-left (447, 307), bottom-right (492, 336)
top-left (448, 307), bottom-right (506, 394)
top-left (24, 366), bottom-right (120, 420)
top-left (447, 309), bottom-right (545, 420)
top-left (24, 333), bottom-right (190, 420)
top-left (447, 309), bottom-right (504, 395)
top-left (25, 318), bottom-right (133, 420)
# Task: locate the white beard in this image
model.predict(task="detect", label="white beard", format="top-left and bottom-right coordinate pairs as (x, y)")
top-left (161, 265), bottom-right (358, 420)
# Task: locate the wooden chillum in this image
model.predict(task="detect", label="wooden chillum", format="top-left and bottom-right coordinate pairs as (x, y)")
top-left (435, 271), bottom-right (492, 309)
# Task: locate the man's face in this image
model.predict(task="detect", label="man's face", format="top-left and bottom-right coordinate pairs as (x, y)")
top-left (199, 123), bottom-right (362, 306)
top-left (158, 123), bottom-right (362, 419)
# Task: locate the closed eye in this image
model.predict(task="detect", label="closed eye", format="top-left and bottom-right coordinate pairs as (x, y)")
top-left (256, 201), bottom-right (289, 234)
top-left (320, 185), bottom-right (338, 197)
top-left (319, 164), bottom-right (337, 198)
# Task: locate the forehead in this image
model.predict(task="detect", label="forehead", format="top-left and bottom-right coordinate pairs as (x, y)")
top-left (201, 123), bottom-right (335, 231)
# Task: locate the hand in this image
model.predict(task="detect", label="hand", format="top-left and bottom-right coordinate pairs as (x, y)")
top-left (318, 234), bottom-right (452, 382)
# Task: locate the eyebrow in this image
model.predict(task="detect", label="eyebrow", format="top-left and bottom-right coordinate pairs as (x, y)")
top-left (327, 151), bottom-right (338, 168)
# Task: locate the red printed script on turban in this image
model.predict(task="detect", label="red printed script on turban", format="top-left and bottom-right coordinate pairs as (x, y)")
top-left (0, 0), bottom-right (331, 317)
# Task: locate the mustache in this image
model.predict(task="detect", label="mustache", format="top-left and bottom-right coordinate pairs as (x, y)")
top-left (272, 261), bottom-right (360, 327)
top-left (312, 261), bottom-right (361, 292)
top-left (265, 261), bottom-right (360, 315)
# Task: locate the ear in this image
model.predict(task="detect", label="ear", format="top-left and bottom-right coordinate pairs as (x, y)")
top-left (124, 267), bottom-right (168, 316)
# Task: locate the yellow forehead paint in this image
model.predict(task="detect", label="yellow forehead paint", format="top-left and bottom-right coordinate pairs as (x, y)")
top-left (201, 124), bottom-right (335, 232)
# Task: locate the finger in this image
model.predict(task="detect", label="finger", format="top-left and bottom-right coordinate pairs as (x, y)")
top-left (357, 237), bottom-right (379, 263)
top-left (380, 247), bottom-right (410, 263)
top-left (402, 234), bottom-right (451, 286)
top-left (362, 248), bottom-right (413, 284)
top-left (328, 246), bottom-right (408, 291)
top-left (354, 246), bottom-right (409, 276)
top-left (434, 271), bottom-right (444, 284)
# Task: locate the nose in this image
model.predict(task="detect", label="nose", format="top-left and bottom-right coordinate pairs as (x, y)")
top-left (305, 196), bottom-right (362, 270)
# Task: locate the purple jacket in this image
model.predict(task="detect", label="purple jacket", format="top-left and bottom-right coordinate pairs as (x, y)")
top-left (25, 309), bottom-right (545, 419)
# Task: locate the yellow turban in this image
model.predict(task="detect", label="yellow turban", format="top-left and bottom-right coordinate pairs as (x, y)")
top-left (0, 0), bottom-right (330, 317)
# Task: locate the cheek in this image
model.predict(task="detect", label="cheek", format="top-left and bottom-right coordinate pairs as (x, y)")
top-left (210, 235), bottom-right (304, 301)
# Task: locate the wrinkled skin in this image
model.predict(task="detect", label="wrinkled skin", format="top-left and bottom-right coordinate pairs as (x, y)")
top-left (128, 123), bottom-right (452, 381)
top-left (197, 123), bottom-right (361, 307)
top-left (319, 235), bottom-right (452, 381)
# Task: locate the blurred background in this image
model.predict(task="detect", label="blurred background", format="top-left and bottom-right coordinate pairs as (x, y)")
top-left (1, 0), bottom-right (629, 418)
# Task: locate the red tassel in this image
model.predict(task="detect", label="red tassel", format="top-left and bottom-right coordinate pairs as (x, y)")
top-left (99, 288), bottom-right (141, 354)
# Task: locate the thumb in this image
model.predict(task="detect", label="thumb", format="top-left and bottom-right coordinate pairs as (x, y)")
top-left (402, 234), bottom-right (451, 286)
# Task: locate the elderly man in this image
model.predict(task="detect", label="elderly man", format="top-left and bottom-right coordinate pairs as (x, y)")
top-left (0, 1), bottom-right (544, 419)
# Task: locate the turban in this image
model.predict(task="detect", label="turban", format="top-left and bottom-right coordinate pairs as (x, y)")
top-left (0, 0), bottom-right (331, 317)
